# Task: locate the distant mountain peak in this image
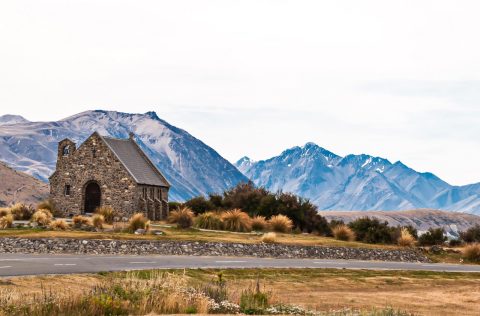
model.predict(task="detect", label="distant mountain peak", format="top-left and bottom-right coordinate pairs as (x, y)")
top-left (0, 114), bottom-right (29, 125)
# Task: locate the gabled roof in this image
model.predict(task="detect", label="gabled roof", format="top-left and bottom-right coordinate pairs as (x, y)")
top-left (100, 134), bottom-right (170, 187)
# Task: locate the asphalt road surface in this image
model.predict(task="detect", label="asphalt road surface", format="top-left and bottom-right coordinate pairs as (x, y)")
top-left (1, 253), bottom-right (480, 277)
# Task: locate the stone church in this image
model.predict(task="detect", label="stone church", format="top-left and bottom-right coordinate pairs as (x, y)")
top-left (49, 132), bottom-right (170, 220)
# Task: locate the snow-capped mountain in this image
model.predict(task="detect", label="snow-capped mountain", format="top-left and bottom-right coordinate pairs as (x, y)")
top-left (236, 143), bottom-right (480, 214)
top-left (0, 110), bottom-right (248, 201)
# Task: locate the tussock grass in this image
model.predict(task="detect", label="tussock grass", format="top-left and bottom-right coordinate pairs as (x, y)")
top-left (398, 228), bottom-right (416, 247)
top-left (251, 216), bottom-right (268, 231)
top-left (94, 206), bottom-right (115, 224)
top-left (333, 225), bottom-right (356, 242)
top-left (49, 219), bottom-right (69, 231)
top-left (128, 213), bottom-right (151, 232)
top-left (268, 215), bottom-right (293, 233)
top-left (92, 214), bottom-right (105, 229)
top-left (463, 243), bottom-right (480, 262)
top-left (0, 207), bottom-right (11, 217)
top-left (0, 214), bottom-right (13, 229)
top-left (72, 215), bottom-right (92, 228)
top-left (221, 209), bottom-right (252, 232)
top-left (168, 207), bottom-right (194, 229)
top-left (261, 232), bottom-right (277, 244)
top-left (10, 203), bottom-right (35, 220)
top-left (31, 209), bottom-right (53, 227)
top-left (195, 212), bottom-right (224, 230)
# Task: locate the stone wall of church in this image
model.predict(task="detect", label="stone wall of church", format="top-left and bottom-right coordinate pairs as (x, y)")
top-left (50, 133), bottom-right (140, 218)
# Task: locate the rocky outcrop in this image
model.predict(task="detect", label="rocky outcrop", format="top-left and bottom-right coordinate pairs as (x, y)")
top-left (0, 238), bottom-right (430, 262)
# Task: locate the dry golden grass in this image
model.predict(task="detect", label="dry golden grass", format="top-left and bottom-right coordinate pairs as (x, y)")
top-left (221, 209), bottom-right (252, 232)
top-left (2, 269), bottom-right (480, 316)
top-left (463, 243), bottom-right (480, 262)
top-left (92, 214), bottom-right (105, 229)
top-left (0, 207), bottom-right (11, 217)
top-left (72, 215), bottom-right (92, 228)
top-left (194, 211), bottom-right (224, 230)
top-left (398, 227), bottom-right (416, 247)
top-left (168, 207), bottom-right (194, 229)
top-left (128, 213), bottom-right (151, 232)
top-left (31, 209), bottom-right (52, 226)
top-left (94, 205), bottom-right (115, 224)
top-left (261, 232), bottom-right (277, 243)
top-left (268, 214), bottom-right (293, 233)
top-left (251, 215), bottom-right (268, 231)
top-left (0, 214), bottom-right (13, 229)
top-left (10, 203), bottom-right (34, 220)
top-left (49, 219), bottom-right (69, 230)
top-left (332, 224), bottom-right (356, 241)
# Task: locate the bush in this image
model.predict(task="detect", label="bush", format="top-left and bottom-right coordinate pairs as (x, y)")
top-left (184, 196), bottom-right (214, 214)
top-left (168, 207), bottom-right (194, 229)
top-left (268, 215), bottom-right (293, 233)
top-left (397, 228), bottom-right (416, 247)
top-left (449, 239), bottom-right (463, 247)
top-left (10, 203), bottom-right (35, 220)
top-left (36, 199), bottom-right (61, 217)
top-left (31, 209), bottom-right (53, 226)
top-left (348, 217), bottom-right (397, 244)
top-left (49, 219), bottom-right (69, 231)
top-left (94, 206), bottom-right (115, 224)
top-left (418, 228), bottom-right (447, 246)
top-left (221, 209), bottom-right (252, 232)
top-left (332, 225), bottom-right (355, 241)
top-left (195, 212), bottom-right (224, 230)
top-left (460, 225), bottom-right (480, 243)
top-left (128, 213), bottom-right (151, 232)
top-left (168, 202), bottom-right (182, 212)
top-left (72, 215), bottom-right (93, 228)
top-left (0, 214), bottom-right (13, 229)
top-left (239, 282), bottom-right (270, 314)
top-left (261, 232), bottom-right (277, 244)
top-left (0, 208), bottom-right (11, 217)
top-left (463, 243), bottom-right (480, 262)
top-left (92, 214), bottom-right (105, 229)
top-left (251, 216), bottom-right (268, 231)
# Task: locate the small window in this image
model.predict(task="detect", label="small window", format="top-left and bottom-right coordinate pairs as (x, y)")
top-left (64, 185), bottom-right (71, 196)
top-left (92, 147), bottom-right (96, 158)
top-left (62, 145), bottom-right (70, 156)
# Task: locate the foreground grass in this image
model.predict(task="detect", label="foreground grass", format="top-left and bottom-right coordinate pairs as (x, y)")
top-left (2, 268), bottom-right (480, 315)
top-left (0, 225), bottom-right (402, 250)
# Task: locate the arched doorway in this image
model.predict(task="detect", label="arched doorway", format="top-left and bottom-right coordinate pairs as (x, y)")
top-left (84, 181), bottom-right (101, 213)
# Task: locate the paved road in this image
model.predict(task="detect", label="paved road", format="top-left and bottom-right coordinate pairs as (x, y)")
top-left (1, 253), bottom-right (480, 277)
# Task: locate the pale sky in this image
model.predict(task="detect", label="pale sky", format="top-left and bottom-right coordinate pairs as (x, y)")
top-left (1, 0), bottom-right (480, 185)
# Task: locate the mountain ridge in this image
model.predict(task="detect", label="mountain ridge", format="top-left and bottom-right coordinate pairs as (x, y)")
top-left (0, 110), bottom-right (248, 201)
top-left (236, 143), bottom-right (480, 214)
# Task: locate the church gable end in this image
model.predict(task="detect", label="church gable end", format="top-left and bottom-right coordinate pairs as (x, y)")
top-left (49, 132), bottom-right (169, 220)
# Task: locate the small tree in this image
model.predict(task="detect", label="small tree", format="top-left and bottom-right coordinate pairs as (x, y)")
top-left (460, 225), bottom-right (480, 243)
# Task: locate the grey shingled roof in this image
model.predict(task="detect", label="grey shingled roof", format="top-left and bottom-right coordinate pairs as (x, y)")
top-left (101, 136), bottom-right (169, 187)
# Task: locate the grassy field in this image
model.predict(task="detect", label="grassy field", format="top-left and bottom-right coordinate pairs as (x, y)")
top-left (2, 268), bottom-right (480, 315)
top-left (0, 225), bottom-right (402, 250)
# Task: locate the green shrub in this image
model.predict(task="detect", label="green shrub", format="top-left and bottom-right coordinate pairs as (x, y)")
top-left (460, 224), bottom-right (480, 243)
top-left (184, 196), bottom-right (214, 214)
top-left (239, 281), bottom-right (270, 315)
top-left (95, 206), bottom-right (115, 224)
top-left (418, 228), bottom-right (447, 246)
top-left (168, 207), bottom-right (194, 229)
top-left (221, 209), bottom-right (252, 232)
top-left (168, 201), bottom-right (182, 212)
top-left (348, 217), bottom-right (398, 244)
top-left (268, 215), bottom-right (293, 233)
top-left (128, 213), bottom-right (150, 232)
top-left (195, 212), bottom-right (224, 230)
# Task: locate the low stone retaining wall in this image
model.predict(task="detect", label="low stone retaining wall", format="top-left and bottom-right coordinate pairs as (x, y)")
top-left (0, 237), bottom-right (430, 262)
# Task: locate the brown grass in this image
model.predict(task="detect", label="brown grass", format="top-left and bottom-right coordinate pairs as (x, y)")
top-left (92, 214), bottom-right (105, 229)
top-left (31, 209), bottom-right (52, 226)
top-left (94, 205), bottom-right (115, 224)
top-left (268, 214), bottom-right (293, 233)
top-left (463, 243), bottom-right (480, 262)
top-left (398, 228), bottom-right (416, 247)
top-left (332, 224), bottom-right (356, 241)
top-left (0, 214), bottom-right (13, 229)
top-left (221, 209), bottom-right (252, 232)
top-left (261, 232), bottom-right (277, 244)
top-left (10, 203), bottom-right (35, 220)
top-left (128, 213), bottom-right (151, 232)
top-left (251, 216), bottom-right (268, 231)
top-left (72, 215), bottom-right (92, 228)
top-left (0, 207), bottom-right (11, 217)
top-left (168, 207), bottom-right (194, 229)
top-left (49, 219), bottom-right (69, 231)
top-left (194, 212), bottom-right (224, 230)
